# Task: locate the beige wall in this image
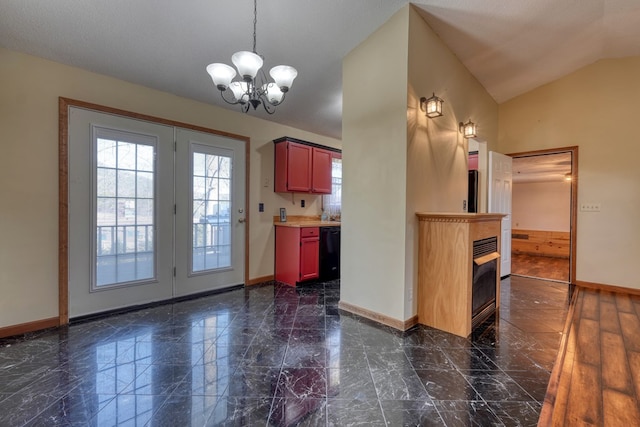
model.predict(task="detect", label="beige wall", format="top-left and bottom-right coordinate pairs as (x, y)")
top-left (341, 7), bottom-right (410, 321)
top-left (341, 5), bottom-right (498, 324)
top-left (499, 57), bottom-right (640, 289)
top-left (512, 181), bottom-right (571, 231)
top-left (406, 7), bottom-right (498, 318)
top-left (0, 47), bottom-right (340, 328)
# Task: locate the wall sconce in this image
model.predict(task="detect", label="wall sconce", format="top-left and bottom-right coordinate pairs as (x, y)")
top-left (420, 93), bottom-right (444, 118)
top-left (459, 120), bottom-right (477, 138)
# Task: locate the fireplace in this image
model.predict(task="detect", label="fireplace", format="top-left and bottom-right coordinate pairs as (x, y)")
top-left (472, 236), bottom-right (499, 328)
top-left (416, 212), bottom-right (504, 337)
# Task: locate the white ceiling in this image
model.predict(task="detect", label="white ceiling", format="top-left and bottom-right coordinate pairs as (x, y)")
top-left (1, 0), bottom-right (639, 139)
top-left (512, 153), bottom-right (572, 183)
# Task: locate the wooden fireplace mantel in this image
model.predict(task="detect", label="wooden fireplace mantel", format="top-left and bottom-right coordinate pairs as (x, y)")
top-left (415, 212), bottom-right (505, 337)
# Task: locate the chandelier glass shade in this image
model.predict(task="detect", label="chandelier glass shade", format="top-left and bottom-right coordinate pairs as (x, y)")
top-left (206, 0), bottom-right (298, 114)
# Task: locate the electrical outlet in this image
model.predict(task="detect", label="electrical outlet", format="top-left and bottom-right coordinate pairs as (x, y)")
top-left (263, 177), bottom-right (270, 188)
top-left (301, 199), bottom-right (305, 208)
top-left (580, 203), bottom-right (601, 212)
top-left (463, 200), bottom-right (467, 212)
top-left (258, 203), bottom-right (264, 212)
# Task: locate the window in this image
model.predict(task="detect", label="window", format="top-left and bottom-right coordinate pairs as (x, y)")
top-left (191, 148), bottom-right (232, 272)
top-left (93, 127), bottom-right (156, 288)
top-left (323, 155), bottom-right (342, 220)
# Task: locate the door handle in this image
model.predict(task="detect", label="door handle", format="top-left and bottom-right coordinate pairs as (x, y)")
top-left (238, 218), bottom-right (246, 223)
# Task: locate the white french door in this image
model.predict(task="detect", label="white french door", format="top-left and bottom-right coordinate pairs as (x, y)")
top-left (68, 107), bottom-right (245, 317)
top-left (68, 108), bottom-right (174, 317)
top-left (174, 128), bottom-right (245, 296)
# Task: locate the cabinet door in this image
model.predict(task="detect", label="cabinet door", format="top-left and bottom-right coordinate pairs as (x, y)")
top-left (300, 237), bottom-right (320, 280)
top-left (311, 147), bottom-right (332, 194)
top-left (275, 226), bottom-right (301, 286)
top-left (287, 142), bottom-right (312, 192)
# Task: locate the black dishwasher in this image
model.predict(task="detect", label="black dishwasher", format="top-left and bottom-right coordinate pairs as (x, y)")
top-left (319, 226), bottom-right (340, 281)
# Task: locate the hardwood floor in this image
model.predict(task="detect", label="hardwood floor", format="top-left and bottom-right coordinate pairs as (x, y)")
top-left (512, 253), bottom-right (570, 283)
top-left (540, 287), bottom-right (640, 426)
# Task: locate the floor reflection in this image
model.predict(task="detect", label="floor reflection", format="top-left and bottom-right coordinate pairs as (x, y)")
top-left (95, 331), bottom-right (154, 425)
top-left (0, 276), bottom-right (570, 426)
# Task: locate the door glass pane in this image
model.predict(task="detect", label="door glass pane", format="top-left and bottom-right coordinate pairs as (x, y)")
top-left (192, 151), bottom-right (232, 273)
top-left (95, 133), bottom-right (156, 287)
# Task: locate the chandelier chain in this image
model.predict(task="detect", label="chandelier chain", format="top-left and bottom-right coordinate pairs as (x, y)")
top-left (252, 0), bottom-right (257, 53)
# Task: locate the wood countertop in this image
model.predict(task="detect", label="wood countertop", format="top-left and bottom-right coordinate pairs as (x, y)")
top-left (274, 220), bottom-right (341, 228)
top-left (273, 215), bottom-right (340, 228)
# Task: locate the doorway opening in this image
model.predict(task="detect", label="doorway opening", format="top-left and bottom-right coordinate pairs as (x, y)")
top-left (508, 147), bottom-right (578, 284)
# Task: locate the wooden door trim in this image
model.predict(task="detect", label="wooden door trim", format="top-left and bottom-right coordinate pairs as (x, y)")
top-left (507, 146), bottom-right (578, 284)
top-left (58, 97), bottom-right (251, 326)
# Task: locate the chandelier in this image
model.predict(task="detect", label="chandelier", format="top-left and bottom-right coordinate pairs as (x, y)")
top-left (206, 0), bottom-right (298, 114)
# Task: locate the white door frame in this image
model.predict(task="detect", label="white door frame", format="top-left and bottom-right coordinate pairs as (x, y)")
top-left (58, 97), bottom-right (250, 324)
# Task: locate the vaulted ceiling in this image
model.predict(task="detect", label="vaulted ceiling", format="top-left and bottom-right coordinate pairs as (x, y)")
top-left (1, 0), bottom-right (638, 139)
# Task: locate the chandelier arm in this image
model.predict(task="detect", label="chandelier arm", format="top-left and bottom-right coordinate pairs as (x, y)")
top-left (262, 91), bottom-right (287, 107)
top-left (249, 80), bottom-right (260, 99)
top-left (261, 98), bottom-right (276, 114)
top-left (218, 90), bottom-right (241, 105)
top-left (257, 68), bottom-right (268, 88)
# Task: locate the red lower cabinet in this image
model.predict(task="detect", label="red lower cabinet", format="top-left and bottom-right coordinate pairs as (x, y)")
top-left (275, 226), bottom-right (319, 286)
top-left (299, 228), bottom-right (320, 280)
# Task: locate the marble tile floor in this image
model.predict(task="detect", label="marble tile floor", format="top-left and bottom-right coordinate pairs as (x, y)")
top-left (0, 276), bottom-right (572, 426)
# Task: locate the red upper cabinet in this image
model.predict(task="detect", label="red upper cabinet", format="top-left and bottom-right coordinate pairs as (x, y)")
top-left (285, 142), bottom-right (312, 192)
top-left (468, 152), bottom-right (478, 171)
top-left (311, 147), bottom-right (332, 194)
top-left (274, 138), bottom-right (338, 194)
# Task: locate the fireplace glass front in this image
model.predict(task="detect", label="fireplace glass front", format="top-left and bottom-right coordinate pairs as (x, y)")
top-left (472, 237), bottom-right (498, 328)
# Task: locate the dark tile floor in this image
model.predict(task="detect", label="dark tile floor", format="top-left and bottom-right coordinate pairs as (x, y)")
top-left (0, 276), bottom-right (571, 426)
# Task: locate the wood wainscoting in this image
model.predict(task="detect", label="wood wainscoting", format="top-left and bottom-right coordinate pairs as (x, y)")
top-left (512, 229), bottom-right (570, 258)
